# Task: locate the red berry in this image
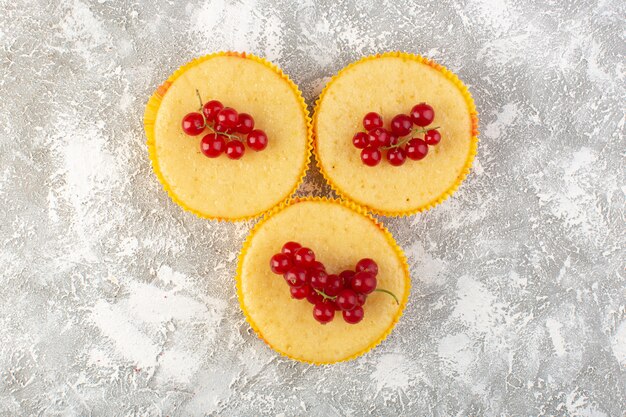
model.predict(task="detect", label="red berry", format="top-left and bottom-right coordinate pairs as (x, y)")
top-left (225, 140), bottom-right (245, 159)
top-left (309, 269), bottom-right (329, 290)
top-left (281, 242), bottom-right (302, 258)
top-left (343, 306), bottom-right (364, 324)
top-left (390, 114), bottom-right (413, 136)
top-left (360, 147), bottom-right (382, 167)
top-left (284, 267), bottom-right (307, 288)
top-left (293, 247), bottom-right (315, 267)
top-left (202, 100), bottom-right (224, 122)
top-left (309, 261), bottom-right (326, 272)
top-left (363, 112), bottom-right (383, 131)
top-left (324, 274), bottom-right (344, 297)
top-left (290, 285), bottom-right (311, 300)
top-left (367, 128), bottom-right (390, 148)
top-left (313, 302), bottom-right (335, 324)
top-left (339, 270), bottom-right (355, 282)
top-left (246, 129), bottom-right (268, 151)
top-left (356, 258), bottom-right (378, 276)
top-left (351, 271), bottom-right (377, 294)
top-left (410, 103), bottom-right (435, 127)
top-left (335, 289), bottom-right (358, 311)
top-left (424, 129), bottom-right (441, 145)
top-left (216, 107), bottom-right (239, 129)
top-left (181, 112), bottom-right (205, 136)
top-left (386, 147), bottom-right (406, 166)
top-left (387, 134), bottom-right (399, 147)
top-left (200, 133), bottom-right (225, 158)
top-left (306, 288), bottom-right (324, 305)
top-left (355, 293), bottom-right (367, 306)
top-left (269, 253), bottom-right (292, 274)
top-left (214, 123), bottom-right (231, 133)
top-left (405, 138), bottom-right (428, 160)
top-left (236, 113), bottom-right (255, 134)
top-left (352, 132), bottom-right (369, 149)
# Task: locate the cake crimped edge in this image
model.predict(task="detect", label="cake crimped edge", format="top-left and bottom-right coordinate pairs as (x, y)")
top-left (235, 197), bottom-right (411, 365)
top-left (312, 51), bottom-right (479, 217)
top-left (144, 52), bottom-right (313, 222)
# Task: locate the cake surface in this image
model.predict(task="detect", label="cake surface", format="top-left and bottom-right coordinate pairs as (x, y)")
top-left (314, 53), bottom-right (478, 215)
top-left (145, 53), bottom-right (310, 220)
top-left (237, 198), bottom-right (410, 364)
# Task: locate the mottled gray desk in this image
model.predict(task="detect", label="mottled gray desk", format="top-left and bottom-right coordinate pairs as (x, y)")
top-left (0, 0), bottom-right (624, 415)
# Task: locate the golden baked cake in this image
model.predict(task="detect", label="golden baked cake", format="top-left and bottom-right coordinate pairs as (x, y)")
top-left (237, 198), bottom-right (410, 364)
top-left (144, 52), bottom-right (311, 221)
top-left (314, 52), bottom-right (478, 216)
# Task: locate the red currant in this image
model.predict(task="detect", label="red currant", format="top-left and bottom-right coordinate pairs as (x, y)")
top-left (387, 134), bottom-right (399, 147)
top-left (360, 147), bottom-right (382, 167)
top-left (290, 285), bottom-right (311, 300)
top-left (324, 274), bottom-right (344, 297)
top-left (306, 288), bottom-right (324, 305)
top-left (343, 306), bottom-right (364, 324)
top-left (351, 271), bottom-right (377, 294)
top-left (284, 267), bottom-right (307, 288)
top-left (202, 100), bottom-right (224, 122)
top-left (216, 107), bottom-right (239, 129)
top-left (281, 242), bottom-right (302, 258)
top-left (356, 258), bottom-right (378, 276)
top-left (182, 112), bottom-right (205, 136)
top-left (246, 129), bottom-right (268, 151)
top-left (352, 132), bottom-right (369, 149)
top-left (293, 247), bottom-right (315, 267)
top-left (367, 128), bottom-right (390, 148)
top-left (335, 289), bottom-right (358, 311)
top-left (386, 147), bottom-right (407, 166)
top-left (313, 302), bottom-right (335, 324)
top-left (309, 261), bottom-right (326, 272)
top-left (236, 113), bottom-right (255, 134)
top-left (390, 114), bottom-right (413, 136)
top-left (225, 140), bottom-right (245, 159)
top-left (410, 103), bottom-right (435, 127)
top-left (214, 123), bottom-right (231, 133)
top-left (405, 138), bottom-right (428, 160)
top-left (270, 253), bottom-right (292, 274)
top-left (355, 293), bottom-right (367, 306)
top-left (339, 270), bottom-right (355, 282)
top-left (363, 112), bottom-right (383, 131)
top-left (309, 269), bottom-right (329, 290)
top-left (200, 133), bottom-right (225, 158)
top-left (424, 129), bottom-right (441, 145)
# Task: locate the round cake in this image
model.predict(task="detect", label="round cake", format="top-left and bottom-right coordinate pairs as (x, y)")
top-left (314, 52), bottom-right (478, 216)
top-left (237, 198), bottom-right (410, 364)
top-left (144, 52), bottom-right (311, 221)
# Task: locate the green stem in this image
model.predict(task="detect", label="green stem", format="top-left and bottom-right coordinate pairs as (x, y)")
top-left (314, 289), bottom-right (337, 301)
top-left (374, 288), bottom-right (400, 305)
top-left (380, 126), bottom-right (440, 150)
top-left (195, 89), bottom-right (203, 111)
top-left (206, 124), bottom-right (243, 142)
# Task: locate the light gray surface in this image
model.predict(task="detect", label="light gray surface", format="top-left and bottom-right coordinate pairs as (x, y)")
top-left (1, 0), bottom-right (625, 415)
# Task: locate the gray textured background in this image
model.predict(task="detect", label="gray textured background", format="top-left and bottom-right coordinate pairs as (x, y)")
top-left (1, 0), bottom-right (625, 415)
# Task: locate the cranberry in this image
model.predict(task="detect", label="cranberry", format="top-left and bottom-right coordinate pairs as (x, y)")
top-left (225, 140), bottom-right (245, 159)
top-left (335, 289), bottom-right (358, 311)
top-left (351, 271), bottom-right (377, 294)
top-left (352, 132), bottom-right (369, 149)
top-left (309, 270), bottom-right (329, 290)
top-left (246, 129), bottom-right (268, 151)
top-left (355, 258), bottom-right (378, 276)
top-left (293, 247), bottom-right (315, 267)
top-left (202, 100), bottom-right (224, 122)
top-left (324, 274), bottom-right (344, 297)
top-left (236, 113), bottom-right (255, 134)
top-left (410, 103), bottom-right (435, 126)
top-left (343, 306), bottom-right (364, 324)
top-left (270, 253), bottom-right (292, 274)
top-left (360, 147), bottom-right (382, 167)
top-left (281, 242), bottom-right (302, 258)
top-left (200, 133), bottom-right (225, 158)
top-left (424, 129), bottom-right (441, 145)
top-left (290, 285), bottom-right (311, 300)
top-left (313, 302), bottom-right (335, 324)
top-left (216, 107), bottom-right (239, 129)
top-left (390, 114), bottom-right (413, 136)
top-left (284, 267), bottom-right (307, 288)
top-left (386, 147), bottom-right (407, 166)
top-left (405, 138), bottom-right (428, 160)
top-left (363, 112), bottom-right (383, 131)
top-left (367, 128), bottom-right (390, 148)
top-left (181, 112), bottom-right (205, 136)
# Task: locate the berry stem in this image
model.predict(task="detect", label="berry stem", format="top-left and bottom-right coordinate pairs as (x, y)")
top-left (381, 126), bottom-right (440, 150)
top-left (314, 289), bottom-right (337, 301)
top-left (206, 124), bottom-right (243, 142)
top-left (195, 89), bottom-right (203, 111)
top-left (374, 288), bottom-right (400, 305)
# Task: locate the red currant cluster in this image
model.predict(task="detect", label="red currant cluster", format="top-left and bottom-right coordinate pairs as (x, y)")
top-left (181, 91), bottom-right (268, 160)
top-left (269, 242), bottom-right (398, 325)
top-left (352, 102), bottom-right (441, 167)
